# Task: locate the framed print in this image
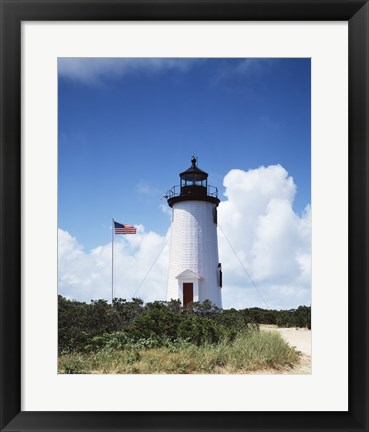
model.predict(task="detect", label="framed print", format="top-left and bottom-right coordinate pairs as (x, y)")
top-left (1, 0), bottom-right (368, 431)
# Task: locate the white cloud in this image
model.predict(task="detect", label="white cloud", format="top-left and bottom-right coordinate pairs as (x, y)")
top-left (58, 58), bottom-right (199, 85)
top-left (58, 225), bottom-right (170, 303)
top-left (211, 59), bottom-right (278, 85)
top-left (58, 164), bottom-right (311, 309)
top-left (136, 180), bottom-right (162, 197)
top-left (218, 165), bottom-right (311, 309)
top-left (234, 58), bottom-right (278, 75)
top-left (159, 203), bottom-right (172, 219)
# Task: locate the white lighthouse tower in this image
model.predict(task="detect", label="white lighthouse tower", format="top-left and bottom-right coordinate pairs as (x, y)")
top-left (166, 157), bottom-right (222, 307)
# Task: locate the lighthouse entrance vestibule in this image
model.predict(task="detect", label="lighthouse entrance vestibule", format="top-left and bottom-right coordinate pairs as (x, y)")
top-left (175, 269), bottom-right (202, 305)
top-left (183, 283), bottom-right (193, 306)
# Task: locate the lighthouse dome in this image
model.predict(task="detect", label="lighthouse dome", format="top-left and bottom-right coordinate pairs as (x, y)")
top-left (179, 156), bottom-right (208, 182)
top-left (167, 157), bottom-right (220, 208)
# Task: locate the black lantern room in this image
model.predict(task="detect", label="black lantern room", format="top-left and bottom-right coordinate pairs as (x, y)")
top-left (166, 157), bottom-right (220, 208)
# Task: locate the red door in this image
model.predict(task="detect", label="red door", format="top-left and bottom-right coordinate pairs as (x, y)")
top-left (183, 283), bottom-right (193, 306)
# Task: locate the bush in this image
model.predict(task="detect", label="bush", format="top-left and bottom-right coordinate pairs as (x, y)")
top-left (58, 295), bottom-right (310, 354)
top-left (178, 314), bottom-right (223, 345)
top-left (127, 301), bottom-right (182, 341)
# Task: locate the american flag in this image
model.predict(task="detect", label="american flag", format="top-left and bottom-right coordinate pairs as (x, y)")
top-left (114, 221), bottom-right (137, 235)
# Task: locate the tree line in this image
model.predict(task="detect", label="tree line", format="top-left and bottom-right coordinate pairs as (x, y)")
top-left (58, 295), bottom-right (311, 354)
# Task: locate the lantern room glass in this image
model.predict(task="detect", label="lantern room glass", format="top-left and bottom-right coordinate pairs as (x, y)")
top-left (181, 177), bottom-right (207, 188)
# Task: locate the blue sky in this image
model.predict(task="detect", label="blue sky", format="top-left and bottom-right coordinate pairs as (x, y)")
top-left (58, 58), bottom-right (311, 308)
top-left (59, 58), bottom-right (310, 251)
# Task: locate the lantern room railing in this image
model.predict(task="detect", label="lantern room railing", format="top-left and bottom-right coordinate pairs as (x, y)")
top-left (165, 184), bottom-right (218, 200)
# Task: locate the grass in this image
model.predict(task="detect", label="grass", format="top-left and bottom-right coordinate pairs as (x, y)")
top-left (58, 330), bottom-right (300, 374)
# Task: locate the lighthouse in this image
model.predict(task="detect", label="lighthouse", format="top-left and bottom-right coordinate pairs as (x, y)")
top-left (166, 157), bottom-right (222, 308)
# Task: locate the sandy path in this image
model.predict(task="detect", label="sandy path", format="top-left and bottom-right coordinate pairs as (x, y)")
top-left (260, 325), bottom-right (312, 374)
top-left (274, 327), bottom-right (311, 356)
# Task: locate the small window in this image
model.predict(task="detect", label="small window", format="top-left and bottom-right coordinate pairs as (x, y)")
top-left (213, 207), bottom-right (218, 224)
top-left (218, 263), bottom-right (222, 288)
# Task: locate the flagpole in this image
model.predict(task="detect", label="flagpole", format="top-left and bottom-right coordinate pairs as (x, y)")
top-left (112, 217), bottom-right (114, 304)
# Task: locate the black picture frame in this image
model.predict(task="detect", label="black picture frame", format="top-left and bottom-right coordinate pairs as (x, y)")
top-left (1, 1), bottom-right (368, 431)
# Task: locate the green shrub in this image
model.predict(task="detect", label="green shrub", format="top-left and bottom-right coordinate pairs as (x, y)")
top-left (58, 295), bottom-right (310, 354)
